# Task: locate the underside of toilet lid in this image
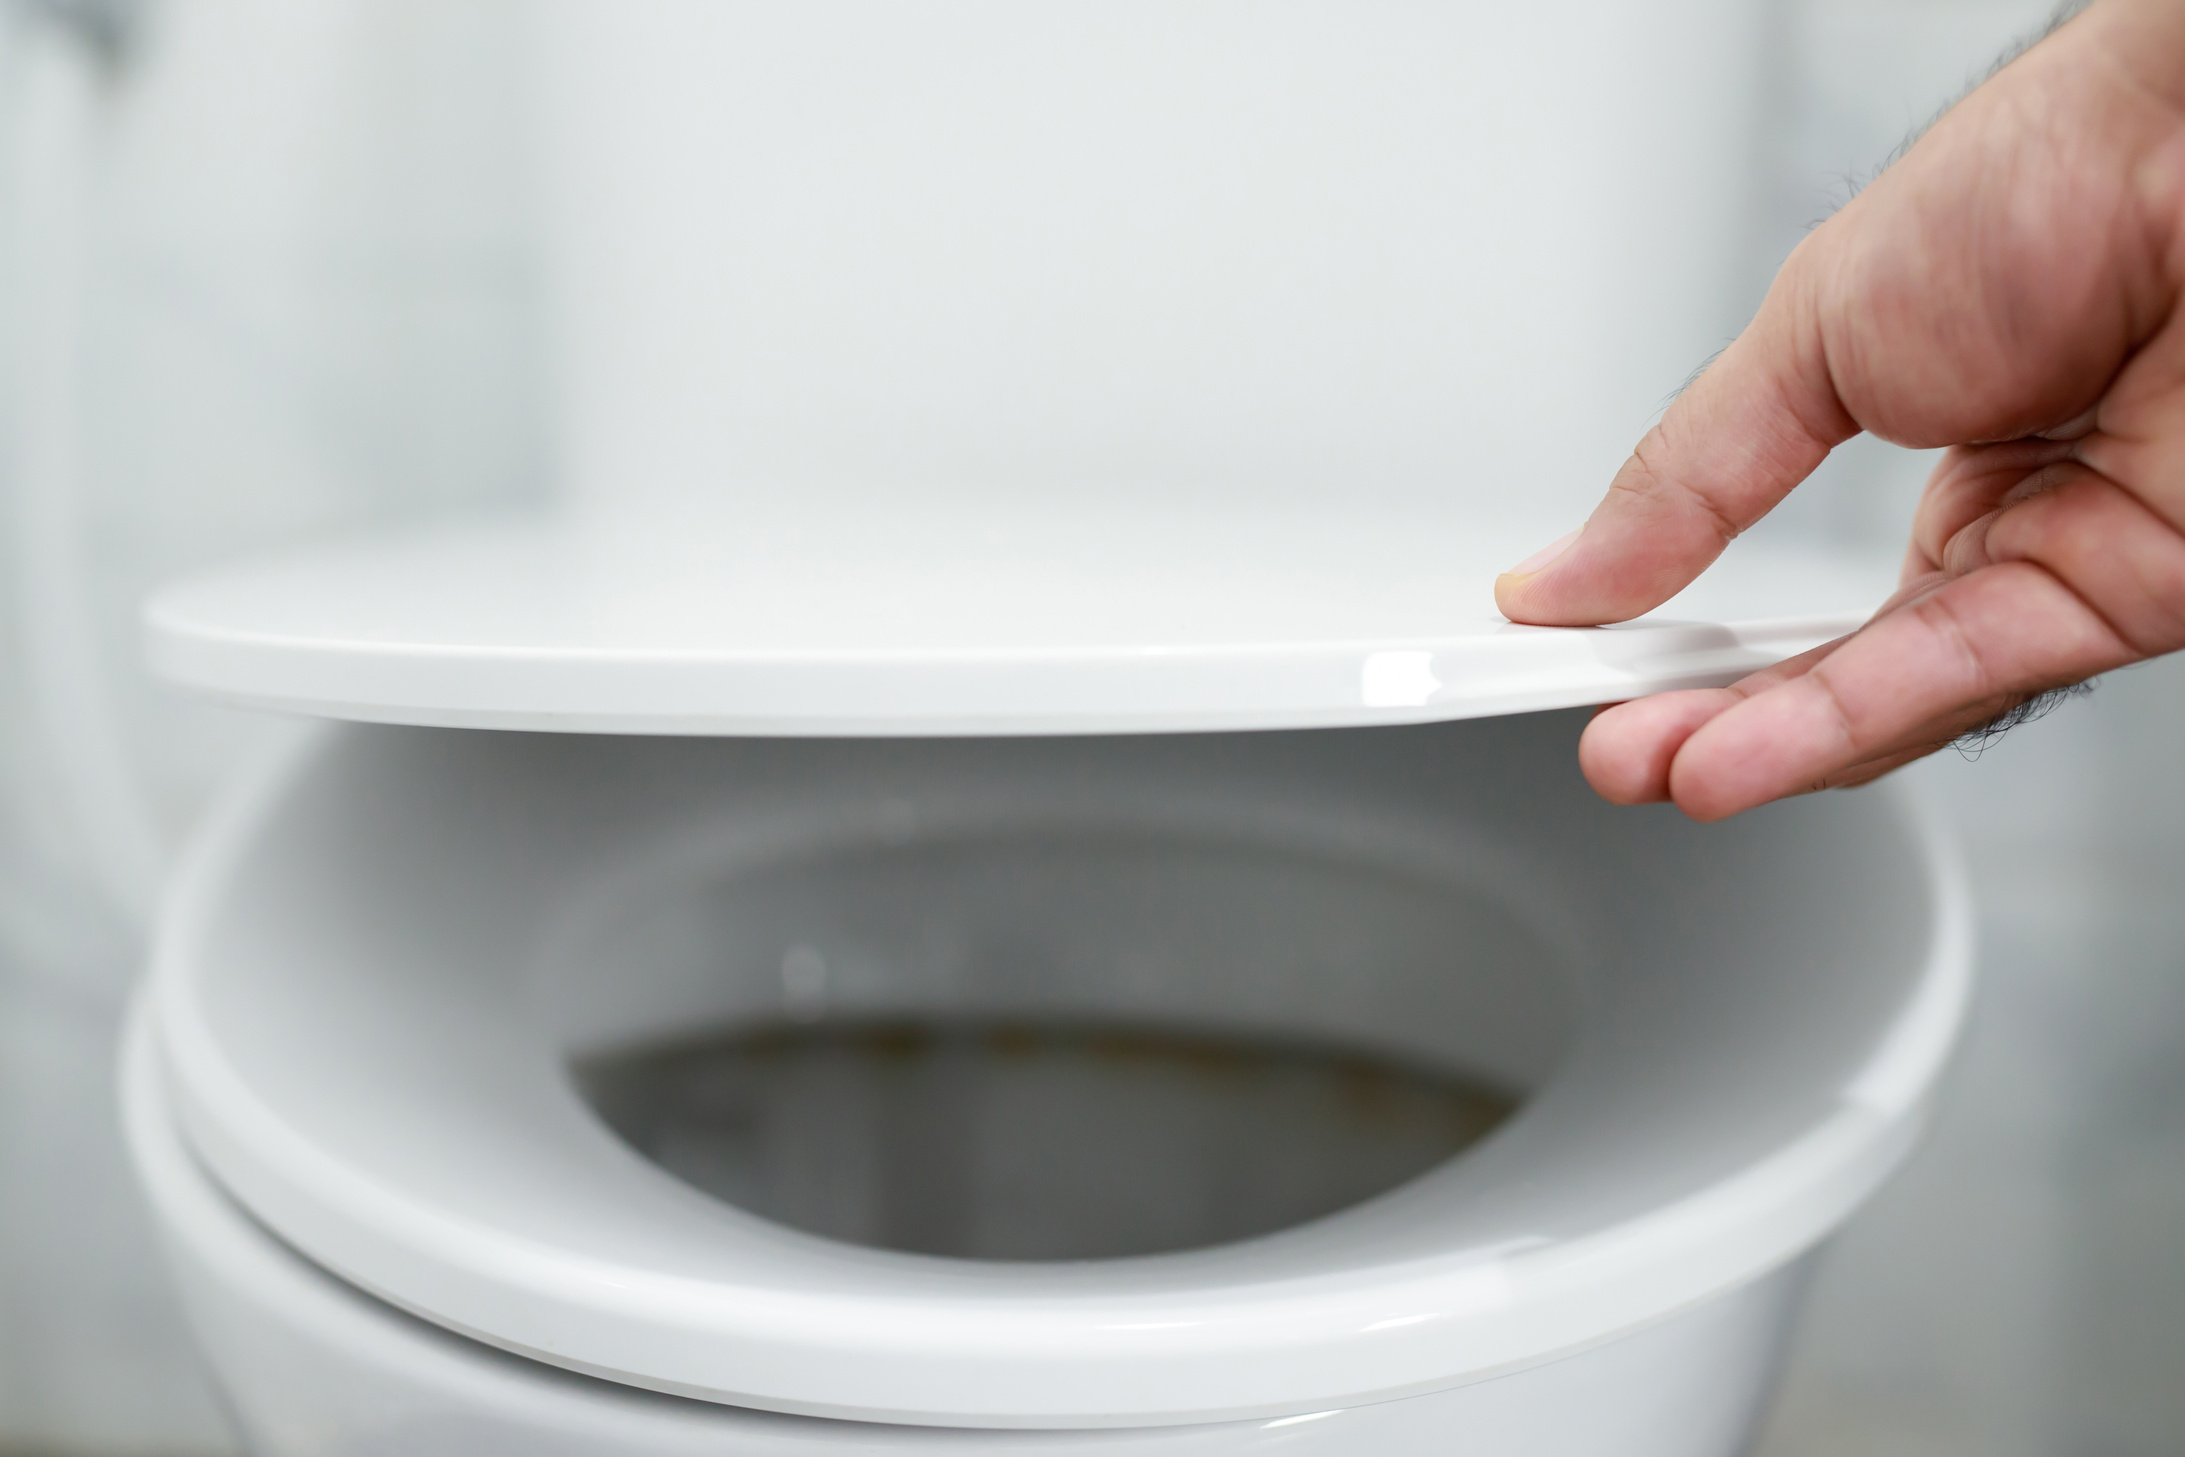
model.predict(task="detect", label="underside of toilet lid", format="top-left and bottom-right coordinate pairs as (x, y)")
top-left (144, 501), bottom-right (1893, 736)
top-left (146, 720), bottom-right (1971, 1428)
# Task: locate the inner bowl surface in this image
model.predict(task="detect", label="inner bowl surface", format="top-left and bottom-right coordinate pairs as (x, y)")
top-left (564, 825), bottom-right (1547, 1260)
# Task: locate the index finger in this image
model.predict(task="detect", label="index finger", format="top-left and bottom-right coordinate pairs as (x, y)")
top-left (1494, 248), bottom-right (1859, 626)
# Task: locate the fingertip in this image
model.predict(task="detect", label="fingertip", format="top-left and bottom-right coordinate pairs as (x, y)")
top-left (1578, 691), bottom-right (1736, 805)
top-left (1490, 571), bottom-right (1524, 618)
top-left (1493, 516), bottom-right (1718, 628)
top-left (1664, 737), bottom-right (1766, 824)
top-left (1664, 676), bottom-right (1841, 821)
top-left (1665, 787), bottom-right (1743, 824)
top-left (1578, 708), bottom-right (1666, 804)
top-left (1491, 569), bottom-right (1560, 625)
top-left (1494, 562), bottom-right (1601, 627)
top-left (1494, 529), bottom-right (1587, 624)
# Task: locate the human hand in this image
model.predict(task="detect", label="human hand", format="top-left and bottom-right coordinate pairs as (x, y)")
top-left (1494, 0), bottom-right (2185, 820)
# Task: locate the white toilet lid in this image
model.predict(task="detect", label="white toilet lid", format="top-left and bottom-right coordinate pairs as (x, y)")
top-left (145, 500), bottom-right (1892, 736)
top-left (149, 721), bottom-right (1970, 1427)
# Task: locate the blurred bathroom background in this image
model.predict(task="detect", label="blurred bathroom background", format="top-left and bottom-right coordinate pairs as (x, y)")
top-left (0, 0), bottom-right (2176, 1453)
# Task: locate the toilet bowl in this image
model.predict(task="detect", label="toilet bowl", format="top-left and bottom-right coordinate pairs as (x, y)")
top-left (126, 711), bottom-right (1969, 1453)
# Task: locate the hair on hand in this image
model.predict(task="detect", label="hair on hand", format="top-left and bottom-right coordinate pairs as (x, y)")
top-left (1821, 0), bottom-right (2100, 226)
top-left (1952, 679), bottom-right (2099, 759)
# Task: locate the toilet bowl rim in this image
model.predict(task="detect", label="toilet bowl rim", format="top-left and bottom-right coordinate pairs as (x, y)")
top-left (136, 723), bottom-right (1974, 1427)
top-left (121, 1006), bottom-right (1832, 1446)
top-left (145, 993), bottom-right (1944, 1427)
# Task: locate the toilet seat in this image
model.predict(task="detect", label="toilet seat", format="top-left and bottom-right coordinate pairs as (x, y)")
top-left (146, 714), bottom-right (1969, 1429)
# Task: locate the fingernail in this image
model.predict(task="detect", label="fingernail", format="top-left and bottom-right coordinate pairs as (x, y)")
top-left (1504, 528), bottom-right (1581, 579)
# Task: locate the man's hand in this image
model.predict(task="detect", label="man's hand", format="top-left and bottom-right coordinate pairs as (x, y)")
top-left (1494, 0), bottom-right (2185, 820)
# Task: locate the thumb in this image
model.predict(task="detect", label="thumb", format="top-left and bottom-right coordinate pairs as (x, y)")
top-left (1495, 249), bottom-right (1859, 626)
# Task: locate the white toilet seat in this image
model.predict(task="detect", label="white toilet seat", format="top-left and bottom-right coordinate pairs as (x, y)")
top-left (145, 713), bottom-right (1968, 1428)
top-left (122, 1001), bottom-right (1819, 1456)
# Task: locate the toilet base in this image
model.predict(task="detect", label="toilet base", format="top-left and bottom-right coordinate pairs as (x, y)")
top-left (127, 1013), bottom-right (1814, 1457)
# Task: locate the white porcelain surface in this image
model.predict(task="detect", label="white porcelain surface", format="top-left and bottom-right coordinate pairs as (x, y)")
top-left (125, 1006), bottom-right (1811, 1455)
top-left (144, 714), bottom-right (1968, 1427)
top-left (144, 509), bottom-right (1894, 735)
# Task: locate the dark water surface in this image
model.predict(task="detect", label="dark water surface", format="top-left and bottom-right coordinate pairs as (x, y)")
top-left (579, 1019), bottom-right (1512, 1261)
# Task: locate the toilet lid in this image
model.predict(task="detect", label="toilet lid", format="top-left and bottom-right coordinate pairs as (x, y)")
top-left (145, 500), bottom-right (1893, 735)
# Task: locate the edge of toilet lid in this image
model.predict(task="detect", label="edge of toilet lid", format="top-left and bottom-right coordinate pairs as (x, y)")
top-left (143, 503), bottom-right (1894, 736)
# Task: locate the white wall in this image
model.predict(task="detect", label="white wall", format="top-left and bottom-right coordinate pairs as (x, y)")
top-left (0, 2), bottom-right (539, 1449)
